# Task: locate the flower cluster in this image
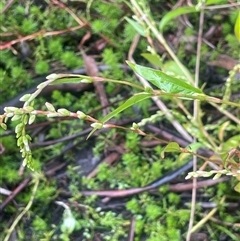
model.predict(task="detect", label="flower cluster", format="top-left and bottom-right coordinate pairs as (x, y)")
top-left (4, 105), bottom-right (36, 169)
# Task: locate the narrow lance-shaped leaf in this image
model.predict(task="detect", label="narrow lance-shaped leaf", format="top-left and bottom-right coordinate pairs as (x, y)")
top-left (49, 74), bottom-right (93, 85)
top-left (125, 17), bottom-right (146, 37)
top-left (163, 60), bottom-right (187, 80)
top-left (127, 61), bottom-right (203, 95)
top-left (206, 0), bottom-right (231, 5)
top-left (159, 6), bottom-right (199, 32)
top-left (234, 11), bottom-right (240, 42)
top-left (87, 93), bottom-right (151, 139)
top-left (101, 93), bottom-right (151, 123)
top-left (141, 53), bottom-right (162, 68)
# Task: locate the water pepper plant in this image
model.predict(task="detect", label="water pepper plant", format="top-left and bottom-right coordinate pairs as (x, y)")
top-left (1, 62), bottom-right (240, 184)
top-left (1, 1), bottom-right (240, 240)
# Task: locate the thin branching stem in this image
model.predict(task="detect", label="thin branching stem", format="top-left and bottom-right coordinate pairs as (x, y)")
top-left (4, 176), bottom-right (40, 241)
top-left (186, 6), bottom-right (205, 241)
top-left (190, 196), bottom-right (226, 234)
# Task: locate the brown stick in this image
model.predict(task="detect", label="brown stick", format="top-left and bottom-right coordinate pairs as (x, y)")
top-left (169, 177), bottom-right (229, 192)
top-left (81, 49), bottom-right (110, 116)
top-left (127, 216), bottom-right (136, 241)
top-left (0, 176), bottom-right (31, 211)
top-left (81, 177), bottom-right (229, 199)
top-left (0, 25), bottom-right (86, 50)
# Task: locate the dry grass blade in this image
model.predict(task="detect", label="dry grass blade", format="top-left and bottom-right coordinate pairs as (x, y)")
top-left (81, 49), bottom-right (110, 116)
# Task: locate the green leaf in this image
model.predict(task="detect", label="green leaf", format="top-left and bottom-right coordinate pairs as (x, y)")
top-left (234, 11), bottom-right (240, 42)
top-left (61, 210), bottom-right (76, 234)
top-left (187, 142), bottom-right (204, 152)
top-left (86, 93), bottom-right (151, 139)
top-left (50, 75), bottom-right (91, 85)
top-left (234, 182), bottom-right (240, 193)
top-left (159, 6), bottom-right (199, 32)
top-left (163, 60), bottom-right (189, 81)
top-left (177, 152), bottom-right (191, 162)
top-left (218, 121), bottom-right (230, 142)
top-left (87, 128), bottom-right (98, 140)
top-left (127, 61), bottom-right (203, 95)
top-left (141, 53), bottom-right (162, 68)
top-left (125, 17), bottom-right (146, 37)
top-left (87, 123), bottom-right (104, 140)
top-left (178, 141), bottom-right (203, 164)
top-left (222, 135), bottom-right (240, 152)
top-left (101, 93), bottom-right (151, 123)
top-left (206, 0), bottom-right (228, 5)
top-left (161, 142), bottom-right (181, 158)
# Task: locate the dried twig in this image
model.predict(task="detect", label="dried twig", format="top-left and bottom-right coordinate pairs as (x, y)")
top-left (0, 0), bottom-right (15, 14)
top-left (87, 152), bottom-right (120, 179)
top-left (0, 176), bottom-right (31, 211)
top-left (127, 216), bottom-right (136, 241)
top-left (0, 26), bottom-right (85, 50)
top-left (81, 49), bottom-right (110, 116)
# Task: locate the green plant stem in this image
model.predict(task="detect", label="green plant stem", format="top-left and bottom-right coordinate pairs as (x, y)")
top-left (4, 176), bottom-right (40, 241)
top-left (24, 77), bottom-right (59, 107)
top-left (193, 108), bottom-right (218, 150)
top-left (187, 7), bottom-right (205, 240)
top-left (203, 2), bottom-right (240, 10)
top-left (154, 92), bottom-right (240, 108)
top-left (199, 214), bottom-right (240, 228)
top-left (210, 102), bottom-right (240, 125)
top-left (44, 75), bottom-right (240, 108)
top-left (222, 65), bottom-right (240, 109)
top-left (189, 196), bottom-right (226, 234)
top-left (130, 0), bottom-right (194, 84)
top-left (213, 223), bottom-right (240, 241)
top-left (50, 74), bottom-right (145, 91)
top-left (205, 96), bottom-right (240, 108)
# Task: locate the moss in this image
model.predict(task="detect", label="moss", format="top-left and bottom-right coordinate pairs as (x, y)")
top-left (1, 1), bottom-right (239, 240)
top-left (35, 60), bottom-right (49, 74)
top-left (60, 51), bottom-right (83, 68)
